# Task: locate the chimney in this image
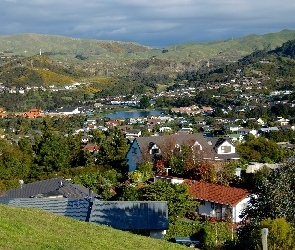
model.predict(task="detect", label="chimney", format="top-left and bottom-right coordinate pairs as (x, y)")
top-left (89, 189), bottom-right (93, 200)
top-left (165, 168), bottom-right (171, 176)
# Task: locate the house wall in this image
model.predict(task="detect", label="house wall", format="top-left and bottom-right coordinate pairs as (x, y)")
top-left (198, 201), bottom-right (214, 216)
top-left (126, 141), bottom-right (143, 172)
top-left (232, 197), bottom-right (250, 223)
top-left (198, 198), bottom-right (249, 223)
top-left (198, 201), bottom-right (227, 220)
top-left (154, 176), bottom-right (184, 184)
top-left (216, 141), bottom-right (235, 154)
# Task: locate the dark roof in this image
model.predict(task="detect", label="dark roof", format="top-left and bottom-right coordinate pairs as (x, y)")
top-left (134, 134), bottom-right (239, 161)
top-left (0, 198), bottom-right (91, 221)
top-left (89, 200), bottom-right (168, 230)
top-left (2, 178), bottom-right (91, 199)
top-left (0, 199), bottom-right (168, 230)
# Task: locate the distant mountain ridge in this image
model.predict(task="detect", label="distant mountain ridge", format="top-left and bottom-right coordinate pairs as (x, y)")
top-left (1, 29), bottom-right (295, 62)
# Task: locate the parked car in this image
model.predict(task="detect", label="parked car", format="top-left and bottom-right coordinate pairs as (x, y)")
top-left (173, 237), bottom-right (200, 248)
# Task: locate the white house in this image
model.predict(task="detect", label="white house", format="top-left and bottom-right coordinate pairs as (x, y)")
top-left (57, 107), bottom-right (80, 115)
top-left (184, 180), bottom-right (249, 223)
top-left (236, 128), bottom-right (258, 137)
top-left (154, 176), bottom-right (249, 223)
top-left (124, 129), bottom-right (142, 138)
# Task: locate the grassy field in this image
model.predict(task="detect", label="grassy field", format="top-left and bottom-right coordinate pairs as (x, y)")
top-left (0, 204), bottom-right (186, 250)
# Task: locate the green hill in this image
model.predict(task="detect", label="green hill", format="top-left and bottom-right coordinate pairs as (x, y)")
top-left (0, 204), bottom-right (185, 250)
top-left (1, 29), bottom-right (295, 63)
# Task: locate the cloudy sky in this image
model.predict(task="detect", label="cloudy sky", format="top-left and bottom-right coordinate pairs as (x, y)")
top-left (1, 0), bottom-right (295, 47)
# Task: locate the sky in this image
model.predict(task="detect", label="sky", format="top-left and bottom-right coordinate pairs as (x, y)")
top-left (1, 0), bottom-right (295, 48)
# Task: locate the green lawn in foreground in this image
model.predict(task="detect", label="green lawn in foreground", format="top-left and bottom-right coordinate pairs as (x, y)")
top-left (0, 204), bottom-right (186, 250)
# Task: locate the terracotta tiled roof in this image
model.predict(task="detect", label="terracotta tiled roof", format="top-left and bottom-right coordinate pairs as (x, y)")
top-left (184, 179), bottom-right (249, 206)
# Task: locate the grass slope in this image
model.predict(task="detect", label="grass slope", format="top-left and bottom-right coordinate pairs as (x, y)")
top-left (0, 204), bottom-right (185, 250)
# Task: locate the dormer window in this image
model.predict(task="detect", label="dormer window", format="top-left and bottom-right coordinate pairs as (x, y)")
top-left (152, 148), bottom-right (160, 154)
top-left (221, 146), bottom-right (231, 153)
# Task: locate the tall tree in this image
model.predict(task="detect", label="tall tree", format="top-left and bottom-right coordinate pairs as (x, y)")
top-left (34, 117), bottom-right (70, 174)
top-left (97, 127), bottom-right (129, 172)
top-left (139, 95), bottom-right (150, 109)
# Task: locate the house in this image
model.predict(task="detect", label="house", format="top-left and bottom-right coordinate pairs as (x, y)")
top-left (57, 107), bottom-right (80, 115)
top-left (126, 134), bottom-right (240, 172)
top-left (154, 176), bottom-right (249, 223)
top-left (258, 127), bottom-right (279, 135)
top-left (227, 134), bottom-right (244, 142)
top-left (184, 180), bottom-right (249, 223)
top-left (22, 108), bottom-right (44, 118)
top-left (274, 117), bottom-right (290, 126)
top-left (105, 119), bottom-right (120, 127)
top-left (223, 124), bottom-right (242, 132)
top-left (1, 177), bottom-right (94, 199)
top-left (0, 107), bottom-right (7, 118)
top-left (236, 128), bottom-right (257, 137)
top-left (124, 129), bottom-right (142, 138)
top-left (257, 118), bottom-right (266, 126)
top-left (246, 162), bottom-right (281, 173)
top-left (82, 144), bottom-right (99, 153)
top-left (159, 127), bottom-right (172, 133)
top-left (175, 128), bottom-right (193, 135)
top-left (81, 136), bottom-right (89, 144)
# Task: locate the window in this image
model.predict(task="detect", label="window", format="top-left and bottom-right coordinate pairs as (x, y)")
top-left (200, 200), bottom-right (205, 205)
top-left (211, 202), bottom-right (215, 209)
top-left (152, 148), bottom-right (160, 154)
top-left (221, 146), bottom-right (231, 153)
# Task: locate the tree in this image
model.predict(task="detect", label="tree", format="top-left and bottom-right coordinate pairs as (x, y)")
top-left (240, 161), bottom-right (295, 227)
top-left (139, 95), bottom-right (150, 109)
top-left (251, 218), bottom-right (295, 250)
top-left (72, 169), bottom-right (123, 200)
top-left (236, 161), bottom-right (295, 249)
top-left (141, 181), bottom-right (198, 220)
top-left (236, 137), bottom-right (283, 163)
top-left (97, 127), bottom-right (129, 172)
top-left (128, 162), bottom-right (154, 183)
top-left (33, 117), bottom-right (71, 174)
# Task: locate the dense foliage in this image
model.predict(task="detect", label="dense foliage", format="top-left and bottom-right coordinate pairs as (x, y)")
top-left (116, 181), bottom-right (198, 221)
top-left (236, 162), bottom-right (295, 249)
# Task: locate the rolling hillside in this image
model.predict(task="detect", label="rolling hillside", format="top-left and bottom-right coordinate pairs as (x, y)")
top-left (1, 30), bottom-right (295, 92)
top-left (0, 204), bottom-right (185, 250)
top-left (1, 29), bottom-right (295, 63)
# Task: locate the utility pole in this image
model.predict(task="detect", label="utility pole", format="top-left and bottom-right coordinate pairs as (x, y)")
top-left (261, 228), bottom-right (268, 250)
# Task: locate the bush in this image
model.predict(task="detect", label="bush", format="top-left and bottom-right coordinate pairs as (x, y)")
top-left (165, 221), bottom-right (232, 249)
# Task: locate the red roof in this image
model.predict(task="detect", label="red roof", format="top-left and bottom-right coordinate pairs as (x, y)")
top-left (184, 179), bottom-right (249, 206)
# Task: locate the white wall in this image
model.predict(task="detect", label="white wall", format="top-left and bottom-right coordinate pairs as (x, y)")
top-left (216, 141), bottom-right (235, 154)
top-left (232, 197), bottom-right (250, 223)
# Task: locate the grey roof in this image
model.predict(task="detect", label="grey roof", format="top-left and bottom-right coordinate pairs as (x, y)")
top-left (89, 200), bottom-right (168, 230)
top-left (134, 133), bottom-right (239, 161)
top-left (2, 178), bottom-right (91, 199)
top-left (0, 198), bottom-right (91, 221)
top-left (0, 198), bottom-right (168, 230)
